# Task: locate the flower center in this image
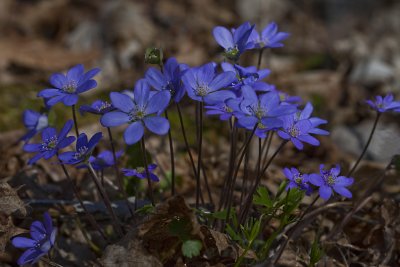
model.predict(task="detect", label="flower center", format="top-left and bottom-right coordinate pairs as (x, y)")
top-left (195, 84), bottom-right (210, 97)
top-left (257, 122), bottom-right (266, 129)
top-left (325, 175), bottom-right (336, 185)
top-left (98, 101), bottom-right (111, 112)
top-left (62, 80), bottom-right (77, 93)
top-left (289, 125), bottom-right (300, 137)
top-left (42, 136), bottom-right (58, 151)
top-left (74, 146), bottom-right (89, 160)
top-left (223, 104), bottom-right (233, 113)
top-left (225, 46), bottom-right (240, 60)
top-left (249, 104), bottom-right (267, 119)
top-left (129, 105), bottom-right (146, 122)
top-left (136, 167), bottom-right (145, 173)
top-left (163, 82), bottom-right (176, 96)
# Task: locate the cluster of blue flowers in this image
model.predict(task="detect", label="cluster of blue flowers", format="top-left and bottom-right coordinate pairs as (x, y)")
top-left (283, 165), bottom-right (354, 200)
top-left (15, 20), bottom-right (400, 265)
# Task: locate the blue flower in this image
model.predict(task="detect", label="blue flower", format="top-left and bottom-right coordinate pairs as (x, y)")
top-left (205, 98), bottom-right (240, 121)
top-left (21, 109), bottom-right (49, 141)
top-left (249, 22), bottom-right (290, 49)
top-left (182, 63), bottom-right (236, 104)
top-left (365, 94), bottom-right (400, 113)
top-left (221, 63), bottom-right (273, 92)
top-left (283, 167), bottom-right (312, 195)
top-left (38, 64), bottom-right (100, 107)
top-left (58, 132), bottom-right (102, 166)
top-left (122, 164), bottom-right (159, 182)
top-left (234, 85), bottom-right (297, 138)
top-left (89, 150), bottom-right (123, 171)
top-left (309, 164), bottom-right (354, 200)
top-left (277, 103), bottom-right (329, 150)
top-left (79, 100), bottom-right (115, 115)
top-left (213, 22), bottom-right (255, 61)
top-left (100, 79), bottom-right (170, 145)
top-left (23, 120), bottom-right (75, 165)
top-left (145, 58), bottom-right (186, 103)
top-left (12, 212), bottom-right (57, 266)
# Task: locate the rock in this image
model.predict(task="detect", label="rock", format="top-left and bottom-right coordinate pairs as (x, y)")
top-left (331, 120), bottom-right (400, 163)
top-left (350, 58), bottom-right (394, 86)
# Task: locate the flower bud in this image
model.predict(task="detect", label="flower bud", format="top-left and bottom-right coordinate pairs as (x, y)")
top-left (145, 47), bottom-right (163, 65)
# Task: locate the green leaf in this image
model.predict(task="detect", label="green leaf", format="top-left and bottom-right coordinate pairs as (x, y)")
top-left (253, 186), bottom-right (273, 208)
top-left (226, 224), bottom-right (242, 242)
top-left (182, 239), bottom-right (202, 258)
top-left (135, 204), bottom-right (155, 215)
top-left (309, 238), bottom-right (324, 266)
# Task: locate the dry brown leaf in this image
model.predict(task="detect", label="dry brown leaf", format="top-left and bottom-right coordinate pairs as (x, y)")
top-left (0, 181), bottom-right (26, 217)
top-left (0, 213), bottom-right (27, 252)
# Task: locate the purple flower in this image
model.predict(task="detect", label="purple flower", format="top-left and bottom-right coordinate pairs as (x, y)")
top-left (12, 212), bottom-right (56, 266)
top-left (234, 85), bottom-right (297, 138)
top-left (309, 164), bottom-right (354, 200)
top-left (23, 120), bottom-right (75, 165)
top-left (277, 103), bottom-right (329, 150)
top-left (79, 100), bottom-right (115, 115)
top-left (182, 63), bottom-right (236, 104)
top-left (249, 22), bottom-right (290, 49)
top-left (38, 64), bottom-right (100, 107)
top-left (283, 167), bottom-right (312, 195)
top-left (145, 58), bottom-right (186, 103)
top-left (21, 109), bottom-right (49, 141)
top-left (213, 22), bottom-right (255, 61)
top-left (122, 164), bottom-right (159, 182)
top-left (365, 94), bottom-right (400, 113)
top-left (89, 150), bottom-right (123, 171)
top-left (221, 63), bottom-right (273, 92)
top-left (100, 80), bottom-right (170, 145)
top-left (58, 132), bottom-right (102, 166)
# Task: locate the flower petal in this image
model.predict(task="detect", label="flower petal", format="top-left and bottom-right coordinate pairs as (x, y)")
top-left (67, 64), bottom-right (84, 81)
top-left (146, 91), bottom-right (171, 114)
top-left (37, 89), bottom-right (60, 98)
top-left (333, 186), bottom-right (352, 198)
top-left (308, 174), bottom-right (324, 186)
top-left (319, 185), bottom-right (332, 200)
top-left (23, 143), bottom-right (41, 153)
top-left (204, 90), bottom-right (236, 105)
top-left (110, 92), bottom-right (134, 113)
top-left (145, 67), bottom-right (167, 91)
top-left (76, 80), bottom-right (97, 94)
top-left (134, 79), bottom-right (150, 107)
top-left (213, 26), bottom-right (234, 49)
top-left (12, 237), bottom-right (36, 248)
top-left (101, 111), bottom-right (130, 127)
top-left (124, 121), bottom-right (144, 145)
top-left (208, 71), bottom-right (236, 91)
top-left (62, 94), bottom-right (79, 106)
top-left (143, 116), bottom-right (170, 135)
top-left (49, 73), bottom-right (66, 89)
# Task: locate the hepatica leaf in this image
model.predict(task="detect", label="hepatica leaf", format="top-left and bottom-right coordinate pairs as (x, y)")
top-left (182, 239), bottom-right (202, 258)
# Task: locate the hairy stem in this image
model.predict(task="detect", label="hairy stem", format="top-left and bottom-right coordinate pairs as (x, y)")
top-left (107, 127), bottom-right (134, 217)
top-left (71, 105), bottom-right (80, 137)
top-left (347, 112), bottom-right (381, 177)
top-left (164, 110), bottom-right (176, 196)
top-left (58, 159), bottom-right (107, 242)
top-left (196, 102), bottom-right (204, 209)
top-left (140, 138), bottom-right (155, 206)
top-left (87, 162), bottom-right (124, 236)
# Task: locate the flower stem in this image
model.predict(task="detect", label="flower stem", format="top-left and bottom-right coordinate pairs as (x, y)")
top-left (257, 48), bottom-right (265, 70)
top-left (223, 126), bottom-right (257, 229)
top-left (239, 140), bottom-right (287, 225)
top-left (347, 112), bottom-right (381, 177)
top-left (58, 159), bottom-right (108, 242)
top-left (71, 105), bottom-right (80, 137)
top-left (176, 103), bottom-right (205, 204)
top-left (107, 127), bottom-right (134, 217)
top-left (140, 138), bottom-right (155, 206)
top-left (164, 110), bottom-right (176, 196)
top-left (196, 102), bottom-right (204, 209)
top-left (87, 162), bottom-right (124, 237)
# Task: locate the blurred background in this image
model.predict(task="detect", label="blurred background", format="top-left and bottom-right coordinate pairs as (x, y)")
top-left (1, 1), bottom-right (400, 265)
top-left (1, 0), bottom-right (400, 164)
